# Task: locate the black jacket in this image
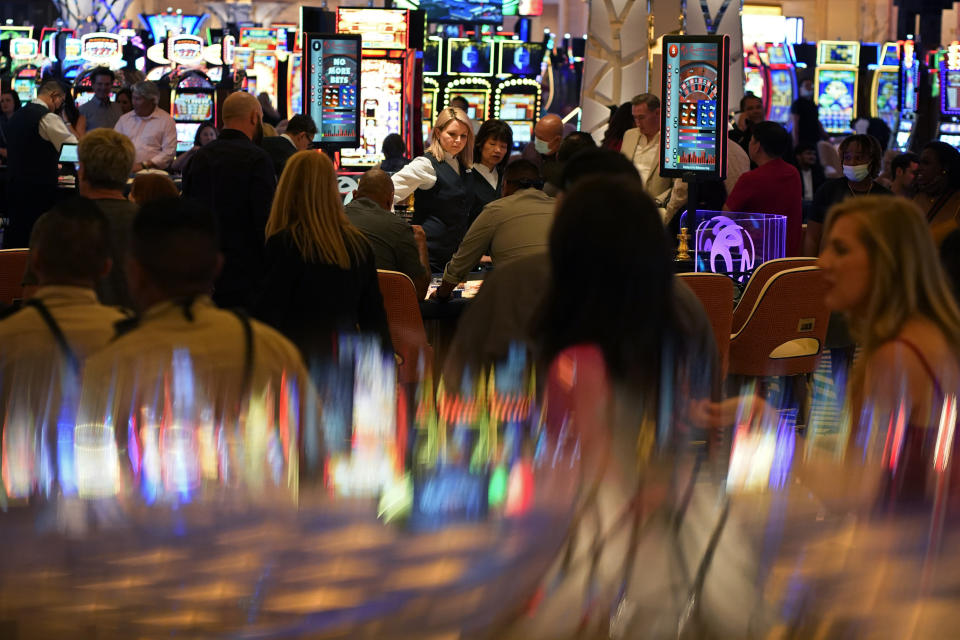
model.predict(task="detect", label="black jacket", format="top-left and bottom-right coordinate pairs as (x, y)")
top-left (181, 129), bottom-right (277, 310)
top-left (260, 135), bottom-right (298, 179)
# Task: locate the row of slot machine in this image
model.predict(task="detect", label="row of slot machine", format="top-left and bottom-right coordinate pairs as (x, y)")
top-left (743, 38), bottom-right (960, 151)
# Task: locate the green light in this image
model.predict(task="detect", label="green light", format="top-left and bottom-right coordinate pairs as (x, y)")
top-left (488, 465), bottom-right (508, 506)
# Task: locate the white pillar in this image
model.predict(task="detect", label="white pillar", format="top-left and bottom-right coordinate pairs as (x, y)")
top-left (683, 0), bottom-right (745, 118)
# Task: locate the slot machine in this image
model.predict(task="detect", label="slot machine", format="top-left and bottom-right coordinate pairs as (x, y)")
top-left (763, 42), bottom-right (796, 125)
top-left (237, 28), bottom-right (284, 113)
top-left (10, 38), bottom-right (44, 103)
top-left (937, 42), bottom-right (960, 148)
top-left (73, 33), bottom-right (124, 106)
top-left (336, 7), bottom-right (425, 169)
top-left (895, 39), bottom-right (919, 151)
top-left (422, 36), bottom-right (443, 143)
top-left (164, 35), bottom-right (216, 153)
top-left (494, 40), bottom-right (545, 150)
top-left (0, 26), bottom-right (32, 76)
top-left (814, 40), bottom-right (860, 135)
top-left (442, 38), bottom-right (495, 125)
top-left (743, 43), bottom-right (767, 104)
top-left (870, 41), bottom-right (901, 137)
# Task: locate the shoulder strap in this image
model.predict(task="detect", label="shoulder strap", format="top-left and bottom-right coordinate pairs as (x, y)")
top-left (231, 308), bottom-right (255, 397)
top-left (23, 299), bottom-right (80, 374)
top-left (893, 337), bottom-right (945, 398)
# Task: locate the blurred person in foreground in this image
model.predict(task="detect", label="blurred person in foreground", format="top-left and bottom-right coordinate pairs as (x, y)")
top-left (912, 141), bottom-right (960, 246)
top-left (0, 199), bottom-right (127, 500)
top-left (77, 197), bottom-right (309, 500)
top-left (803, 133), bottom-right (892, 256)
top-left (129, 173), bottom-right (179, 205)
top-left (345, 168), bottom-right (430, 299)
top-left (500, 174), bottom-right (736, 639)
top-left (254, 151), bottom-right (392, 362)
top-left (182, 91), bottom-right (275, 310)
top-left (816, 196), bottom-right (960, 505)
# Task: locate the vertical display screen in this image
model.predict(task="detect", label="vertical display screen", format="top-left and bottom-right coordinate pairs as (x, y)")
top-left (287, 53), bottom-right (302, 116)
top-left (743, 66), bottom-right (765, 103)
top-left (875, 70), bottom-right (899, 130)
top-left (816, 68), bottom-right (856, 133)
top-left (336, 8), bottom-right (409, 50)
top-left (339, 58), bottom-right (403, 167)
top-left (941, 63), bottom-right (960, 115)
top-left (660, 36), bottom-right (729, 178)
top-left (424, 37), bottom-right (442, 75)
top-left (304, 34), bottom-right (362, 145)
top-left (767, 69), bottom-right (794, 124)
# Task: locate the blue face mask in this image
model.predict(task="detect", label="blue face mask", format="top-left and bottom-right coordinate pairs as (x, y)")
top-left (534, 137), bottom-right (551, 155)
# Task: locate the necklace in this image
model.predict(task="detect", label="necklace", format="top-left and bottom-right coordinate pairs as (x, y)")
top-left (846, 180), bottom-right (873, 197)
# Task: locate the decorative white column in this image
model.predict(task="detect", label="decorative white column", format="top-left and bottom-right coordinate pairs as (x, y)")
top-left (52, 0), bottom-right (137, 32)
top-left (579, 0), bottom-right (682, 139)
top-left (683, 0), bottom-right (745, 116)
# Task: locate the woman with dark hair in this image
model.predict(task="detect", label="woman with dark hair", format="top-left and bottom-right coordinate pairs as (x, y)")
top-left (470, 118), bottom-right (513, 220)
top-left (171, 122), bottom-right (218, 173)
top-left (114, 87), bottom-right (133, 114)
top-left (379, 133), bottom-right (409, 173)
top-left (911, 140), bottom-right (960, 245)
top-left (0, 89), bottom-right (22, 161)
top-left (600, 101), bottom-right (633, 151)
top-left (803, 133), bottom-right (892, 255)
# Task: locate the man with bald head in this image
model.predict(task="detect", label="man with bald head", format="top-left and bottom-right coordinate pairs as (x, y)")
top-left (520, 113), bottom-right (565, 193)
top-left (345, 168), bottom-right (430, 298)
top-left (182, 90), bottom-right (276, 309)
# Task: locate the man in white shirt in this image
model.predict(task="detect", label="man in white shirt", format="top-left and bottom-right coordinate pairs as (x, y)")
top-left (113, 81), bottom-right (177, 171)
top-left (620, 93), bottom-right (674, 210)
top-left (3, 80), bottom-right (77, 247)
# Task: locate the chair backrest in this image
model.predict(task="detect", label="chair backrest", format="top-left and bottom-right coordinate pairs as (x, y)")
top-left (676, 273), bottom-right (734, 378)
top-left (0, 249), bottom-right (29, 307)
top-left (376, 269), bottom-right (432, 385)
top-left (733, 257), bottom-right (818, 332)
top-left (729, 266), bottom-right (830, 377)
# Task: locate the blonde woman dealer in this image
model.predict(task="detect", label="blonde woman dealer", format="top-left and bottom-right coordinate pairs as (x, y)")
top-left (391, 107), bottom-right (475, 273)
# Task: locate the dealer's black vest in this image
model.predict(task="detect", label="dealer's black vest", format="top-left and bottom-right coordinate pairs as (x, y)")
top-left (6, 101), bottom-right (59, 188)
top-left (412, 152), bottom-right (473, 273)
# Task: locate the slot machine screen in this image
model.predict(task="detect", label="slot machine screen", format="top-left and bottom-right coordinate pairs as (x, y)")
top-left (660, 35), bottom-right (730, 179)
top-left (447, 39), bottom-right (494, 76)
top-left (340, 58), bottom-right (403, 167)
top-left (875, 70), bottom-right (899, 130)
top-left (304, 33), bottom-right (362, 146)
top-left (819, 41), bottom-right (858, 65)
top-left (172, 92), bottom-right (214, 122)
top-left (816, 68), bottom-right (856, 133)
top-left (176, 122), bottom-right (201, 152)
top-left (505, 120), bottom-right (532, 146)
top-left (498, 41), bottom-right (544, 75)
top-left (767, 69), bottom-right (794, 124)
top-left (766, 44), bottom-right (790, 66)
top-left (336, 8), bottom-right (409, 50)
top-left (449, 90), bottom-right (489, 120)
top-left (12, 70), bottom-right (38, 103)
top-left (499, 92), bottom-right (537, 120)
top-left (941, 65), bottom-right (960, 115)
top-left (252, 51), bottom-right (279, 108)
top-left (424, 37), bottom-right (442, 76)
top-left (743, 67), bottom-right (764, 102)
top-left (393, 0), bottom-right (502, 24)
top-left (287, 54), bottom-right (303, 116)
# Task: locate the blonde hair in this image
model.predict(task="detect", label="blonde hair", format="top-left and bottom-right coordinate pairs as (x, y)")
top-left (78, 128), bottom-right (135, 190)
top-left (824, 196), bottom-right (960, 389)
top-left (265, 150), bottom-right (369, 268)
top-left (426, 107), bottom-right (474, 169)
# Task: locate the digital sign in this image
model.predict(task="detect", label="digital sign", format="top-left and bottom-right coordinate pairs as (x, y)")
top-left (498, 41), bottom-right (544, 76)
top-left (80, 33), bottom-right (122, 64)
top-left (942, 42), bottom-right (960, 116)
top-left (167, 34), bottom-right (204, 66)
top-left (340, 58), bottom-right (403, 167)
top-left (660, 35), bottom-right (729, 179)
top-left (817, 41), bottom-right (859, 66)
top-left (304, 34), bottom-right (362, 146)
top-left (393, 0), bottom-right (502, 24)
top-left (336, 8), bottom-right (410, 50)
top-left (900, 40), bottom-right (918, 113)
top-left (238, 27), bottom-right (282, 51)
top-left (447, 38), bottom-right (494, 76)
top-left (767, 69), bottom-right (794, 124)
top-left (424, 36), bottom-right (442, 75)
top-left (9, 38), bottom-right (38, 60)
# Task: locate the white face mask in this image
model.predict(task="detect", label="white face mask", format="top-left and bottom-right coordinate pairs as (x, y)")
top-left (534, 137), bottom-right (551, 155)
top-left (843, 163), bottom-right (870, 183)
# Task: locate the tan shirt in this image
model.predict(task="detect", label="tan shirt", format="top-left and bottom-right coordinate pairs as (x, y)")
top-left (0, 286), bottom-right (126, 498)
top-left (442, 188), bottom-right (555, 284)
top-left (77, 296), bottom-right (311, 499)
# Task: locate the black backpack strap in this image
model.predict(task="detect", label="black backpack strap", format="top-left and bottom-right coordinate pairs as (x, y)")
top-left (23, 299), bottom-right (80, 374)
top-left (230, 308), bottom-right (255, 396)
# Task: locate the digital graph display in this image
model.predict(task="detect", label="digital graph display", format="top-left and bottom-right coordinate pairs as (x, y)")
top-left (304, 34), bottom-right (362, 146)
top-left (660, 36), bottom-right (729, 178)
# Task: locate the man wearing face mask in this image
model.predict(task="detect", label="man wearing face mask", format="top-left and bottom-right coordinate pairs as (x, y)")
top-left (802, 133), bottom-right (891, 256)
top-left (724, 121), bottom-right (803, 256)
top-left (520, 113), bottom-right (564, 193)
top-left (182, 91), bottom-right (276, 310)
top-left (3, 81), bottom-right (77, 248)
